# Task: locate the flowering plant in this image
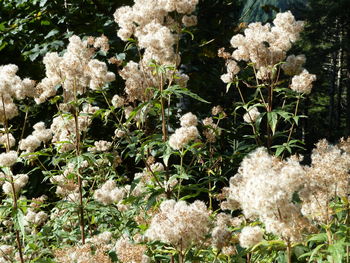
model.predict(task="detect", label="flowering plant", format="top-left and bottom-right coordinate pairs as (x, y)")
top-left (0, 2), bottom-right (349, 263)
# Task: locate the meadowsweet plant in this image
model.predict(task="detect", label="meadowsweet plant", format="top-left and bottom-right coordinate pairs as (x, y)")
top-left (220, 11), bottom-right (316, 155)
top-left (1, 3), bottom-right (349, 263)
top-left (0, 64), bottom-right (36, 263)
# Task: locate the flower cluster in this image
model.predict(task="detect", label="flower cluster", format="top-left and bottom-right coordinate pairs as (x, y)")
top-left (281, 54), bottom-right (306, 76)
top-left (19, 122), bottom-right (52, 155)
top-left (243, 107), bottom-right (260, 123)
top-left (49, 161), bottom-right (89, 199)
top-left (202, 117), bottom-right (220, 143)
top-left (86, 231), bottom-right (113, 247)
top-left (145, 199), bottom-right (210, 249)
top-left (0, 64), bottom-right (36, 123)
top-left (93, 180), bottom-right (128, 206)
top-left (35, 35), bottom-right (115, 104)
top-left (114, 0), bottom-right (198, 64)
top-left (114, 234), bottom-right (150, 263)
top-left (0, 245), bottom-right (15, 262)
top-left (300, 139), bottom-right (350, 222)
top-left (169, 112), bottom-right (199, 150)
top-left (54, 243), bottom-right (112, 263)
top-left (221, 148), bottom-right (312, 242)
top-left (0, 133), bottom-right (15, 149)
top-left (0, 151), bottom-right (18, 167)
top-left (221, 11), bottom-right (308, 84)
top-left (24, 209), bottom-right (48, 227)
top-left (2, 173), bottom-right (28, 195)
top-left (290, 69), bottom-right (316, 94)
top-left (50, 104), bottom-right (99, 152)
top-left (132, 162), bottom-right (172, 196)
top-left (113, 0), bottom-right (198, 104)
top-left (211, 213), bottom-right (234, 250)
top-left (88, 140), bottom-right (112, 153)
top-left (239, 226), bottom-right (264, 248)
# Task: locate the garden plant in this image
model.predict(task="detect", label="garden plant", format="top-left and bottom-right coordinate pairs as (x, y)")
top-left (0, 0), bottom-right (350, 263)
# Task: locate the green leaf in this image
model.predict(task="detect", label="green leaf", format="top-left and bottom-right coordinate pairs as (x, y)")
top-left (116, 53), bottom-right (126, 61)
top-left (182, 29), bottom-right (194, 40)
top-left (29, 52), bottom-right (40, 61)
top-left (275, 110), bottom-right (292, 121)
top-left (40, 0), bottom-right (48, 7)
top-left (293, 116), bottom-right (300, 125)
top-left (275, 146), bottom-right (284, 157)
top-left (0, 40), bottom-right (8, 51)
top-left (307, 233), bottom-right (328, 242)
top-left (0, 23), bottom-right (6, 31)
top-left (166, 85), bottom-right (210, 103)
top-left (299, 244), bottom-right (324, 261)
top-left (328, 241), bottom-right (345, 263)
top-left (226, 82), bottom-right (232, 93)
top-left (267, 111), bottom-right (278, 135)
top-left (14, 208), bottom-right (26, 242)
top-left (163, 145), bottom-right (172, 167)
top-left (40, 20), bottom-right (51, 26)
top-left (45, 29), bottom-right (59, 39)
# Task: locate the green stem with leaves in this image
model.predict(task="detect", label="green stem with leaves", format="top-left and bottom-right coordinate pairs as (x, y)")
top-left (159, 72), bottom-right (168, 142)
top-left (72, 82), bottom-right (85, 244)
top-left (267, 84), bottom-right (273, 152)
top-left (177, 150), bottom-right (185, 200)
top-left (282, 96), bottom-right (301, 159)
top-left (236, 85), bottom-right (261, 146)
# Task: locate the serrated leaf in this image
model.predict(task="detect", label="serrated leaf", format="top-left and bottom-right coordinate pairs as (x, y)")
top-left (14, 208), bottom-right (26, 242)
top-left (307, 233), bottom-right (328, 242)
top-left (163, 145), bottom-right (172, 167)
top-left (267, 111), bottom-right (278, 135)
top-left (275, 146), bottom-right (284, 157)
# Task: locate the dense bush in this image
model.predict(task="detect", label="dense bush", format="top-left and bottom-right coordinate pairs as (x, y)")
top-left (0, 1), bottom-right (350, 263)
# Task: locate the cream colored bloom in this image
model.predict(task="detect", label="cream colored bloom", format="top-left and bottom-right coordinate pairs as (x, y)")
top-left (243, 107), bottom-right (260, 123)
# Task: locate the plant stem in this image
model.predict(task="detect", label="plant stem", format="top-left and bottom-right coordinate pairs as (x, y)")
top-left (236, 86), bottom-right (261, 146)
top-left (282, 97), bottom-right (300, 159)
top-left (286, 240), bottom-right (292, 263)
top-left (73, 112), bottom-right (85, 244)
top-left (177, 150), bottom-right (184, 200)
top-left (159, 72), bottom-right (168, 142)
top-left (72, 81), bottom-right (85, 244)
top-left (346, 195), bottom-right (350, 263)
top-left (17, 107), bottom-right (29, 153)
top-left (247, 252), bottom-right (251, 263)
top-left (267, 85), bottom-right (273, 152)
top-left (326, 226), bottom-right (335, 263)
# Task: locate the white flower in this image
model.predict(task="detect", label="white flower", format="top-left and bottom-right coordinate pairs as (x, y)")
top-left (239, 226), bottom-right (264, 248)
top-left (221, 148), bottom-right (312, 242)
top-left (94, 180), bottom-right (127, 205)
top-left (111, 95), bottom-right (125, 108)
top-left (0, 151), bottom-right (17, 167)
top-left (180, 112), bottom-right (198, 127)
top-left (290, 69), bottom-right (316, 94)
top-left (145, 200), bottom-right (210, 249)
top-left (169, 126), bottom-right (199, 150)
top-left (243, 107), bottom-right (260, 123)
top-left (182, 15), bottom-right (197, 27)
